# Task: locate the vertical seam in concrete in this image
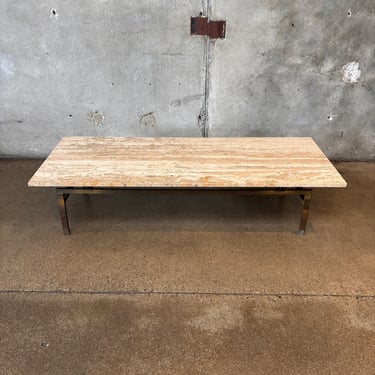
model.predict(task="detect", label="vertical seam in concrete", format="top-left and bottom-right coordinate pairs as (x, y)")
top-left (203, 37), bottom-right (210, 137)
top-left (202, 0), bottom-right (212, 137)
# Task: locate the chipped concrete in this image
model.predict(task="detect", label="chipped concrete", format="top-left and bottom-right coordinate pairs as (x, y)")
top-left (86, 110), bottom-right (104, 126)
top-left (198, 106), bottom-right (206, 136)
top-left (50, 8), bottom-right (58, 20)
top-left (139, 112), bottom-right (156, 127)
top-left (0, 54), bottom-right (15, 78)
top-left (342, 61), bottom-right (361, 84)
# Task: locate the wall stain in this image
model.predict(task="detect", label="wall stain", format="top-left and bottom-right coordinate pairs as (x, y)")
top-left (171, 94), bottom-right (203, 107)
top-left (0, 119), bottom-right (23, 125)
top-left (161, 51), bottom-right (184, 57)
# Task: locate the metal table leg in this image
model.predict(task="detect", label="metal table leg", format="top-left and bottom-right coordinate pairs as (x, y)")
top-left (298, 190), bottom-right (312, 235)
top-left (57, 190), bottom-right (71, 235)
top-left (55, 187), bottom-right (313, 235)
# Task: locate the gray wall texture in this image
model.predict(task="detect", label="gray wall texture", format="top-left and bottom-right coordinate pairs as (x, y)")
top-left (0, 0), bottom-right (374, 160)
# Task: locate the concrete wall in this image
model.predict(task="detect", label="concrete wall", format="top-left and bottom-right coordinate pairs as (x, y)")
top-left (208, 0), bottom-right (375, 160)
top-left (0, 0), bottom-right (206, 156)
top-left (1, 0), bottom-right (374, 160)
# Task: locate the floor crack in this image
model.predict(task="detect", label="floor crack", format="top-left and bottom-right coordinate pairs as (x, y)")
top-left (0, 289), bottom-right (374, 299)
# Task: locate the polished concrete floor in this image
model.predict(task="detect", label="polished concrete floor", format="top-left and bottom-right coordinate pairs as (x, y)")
top-left (1, 160), bottom-right (374, 374)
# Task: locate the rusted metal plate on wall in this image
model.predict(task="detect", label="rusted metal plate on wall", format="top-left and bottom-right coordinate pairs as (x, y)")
top-left (191, 17), bottom-right (226, 39)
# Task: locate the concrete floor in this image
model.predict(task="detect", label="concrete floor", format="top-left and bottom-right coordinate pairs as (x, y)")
top-left (0, 160), bottom-right (374, 374)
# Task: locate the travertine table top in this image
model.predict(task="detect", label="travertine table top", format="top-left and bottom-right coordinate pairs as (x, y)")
top-left (28, 137), bottom-right (347, 188)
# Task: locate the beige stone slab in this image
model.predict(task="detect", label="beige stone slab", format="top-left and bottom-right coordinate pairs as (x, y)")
top-left (28, 137), bottom-right (347, 188)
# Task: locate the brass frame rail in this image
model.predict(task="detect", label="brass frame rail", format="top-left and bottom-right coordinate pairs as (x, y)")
top-left (56, 187), bottom-right (312, 236)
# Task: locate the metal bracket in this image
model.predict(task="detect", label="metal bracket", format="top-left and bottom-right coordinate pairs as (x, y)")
top-left (191, 17), bottom-right (226, 39)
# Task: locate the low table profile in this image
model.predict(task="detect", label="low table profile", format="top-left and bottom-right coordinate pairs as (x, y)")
top-left (28, 137), bottom-right (347, 235)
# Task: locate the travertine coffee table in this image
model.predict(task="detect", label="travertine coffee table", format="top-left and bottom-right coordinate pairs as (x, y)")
top-left (28, 137), bottom-right (347, 235)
